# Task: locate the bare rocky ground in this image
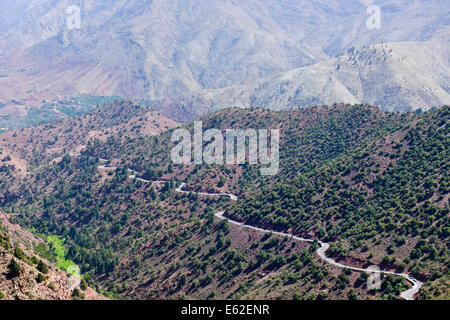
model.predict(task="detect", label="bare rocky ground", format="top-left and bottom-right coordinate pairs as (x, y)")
top-left (0, 212), bottom-right (106, 300)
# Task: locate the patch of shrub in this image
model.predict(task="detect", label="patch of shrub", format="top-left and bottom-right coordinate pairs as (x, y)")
top-left (7, 259), bottom-right (21, 278)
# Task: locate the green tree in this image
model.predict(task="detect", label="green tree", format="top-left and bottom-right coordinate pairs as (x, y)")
top-left (8, 259), bottom-right (21, 278)
top-left (14, 247), bottom-right (26, 260)
top-left (37, 260), bottom-right (49, 274)
top-left (36, 273), bottom-right (46, 283)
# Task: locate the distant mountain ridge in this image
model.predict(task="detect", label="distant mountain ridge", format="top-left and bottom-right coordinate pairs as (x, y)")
top-left (167, 36), bottom-right (450, 118)
top-left (0, 0), bottom-right (448, 118)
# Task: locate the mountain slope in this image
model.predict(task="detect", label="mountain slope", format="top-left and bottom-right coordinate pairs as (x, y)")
top-left (0, 212), bottom-right (104, 300)
top-left (1, 104), bottom-right (447, 299)
top-left (169, 37), bottom-right (450, 117)
top-left (0, 99), bottom-right (177, 167)
top-left (0, 0), bottom-right (448, 110)
top-left (0, 99), bottom-right (177, 205)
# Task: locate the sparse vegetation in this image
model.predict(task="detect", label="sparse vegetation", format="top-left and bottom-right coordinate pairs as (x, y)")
top-left (0, 103), bottom-right (448, 300)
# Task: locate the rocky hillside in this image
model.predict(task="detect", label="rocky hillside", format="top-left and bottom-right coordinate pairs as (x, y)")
top-left (0, 0), bottom-right (448, 116)
top-left (168, 37), bottom-right (450, 117)
top-left (0, 99), bottom-right (177, 205)
top-left (0, 104), bottom-right (447, 300)
top-left (0, 99), bottom-right (177, 167)
top-left (0, 212), bottom-right (104, 300)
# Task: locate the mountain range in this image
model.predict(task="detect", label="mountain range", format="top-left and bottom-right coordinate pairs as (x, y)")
top-left (0, 101), bottom-right (448, 300)
top-left (0, 0), bottom-right (448, 121)
top-left (0, 0), bottom-right (448, 301)
top-left (166, 37), bottom-right (450, 119)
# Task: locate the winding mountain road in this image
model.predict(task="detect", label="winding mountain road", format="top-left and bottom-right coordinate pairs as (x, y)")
top-left (95, 159), bottom-right (422, 300)
top-left (176, 183), bottom-right (238, 201)
top-left (175, 183), bottom-right (422, 300)
top-left (97, 163), bottom-right (166, 185)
